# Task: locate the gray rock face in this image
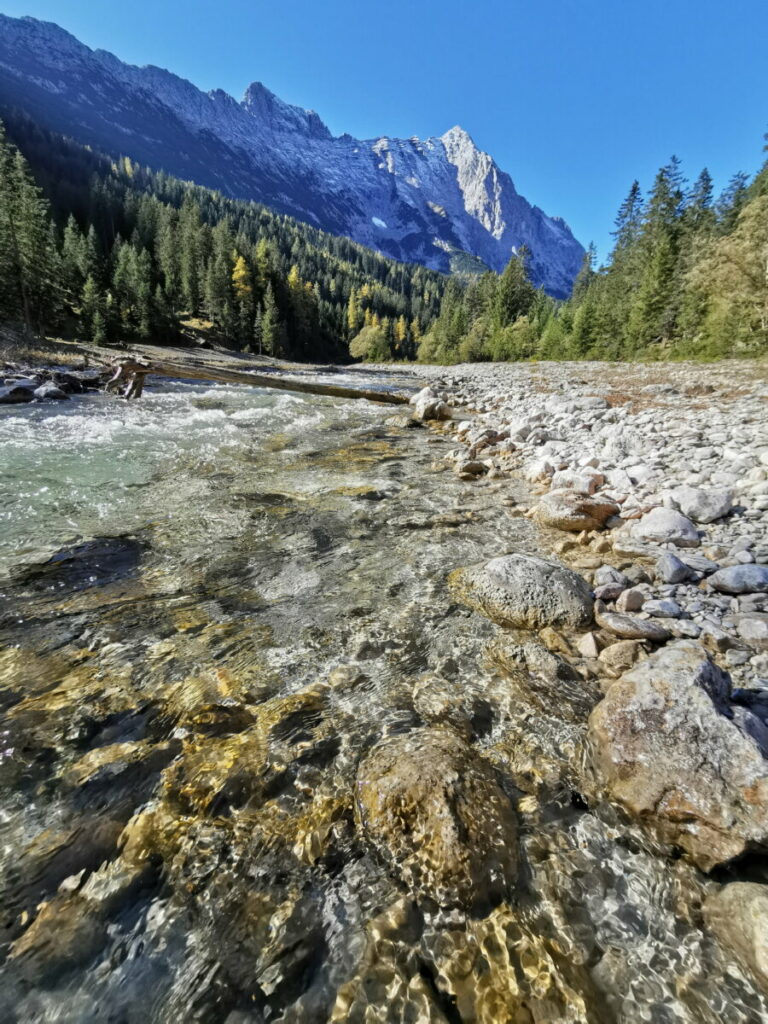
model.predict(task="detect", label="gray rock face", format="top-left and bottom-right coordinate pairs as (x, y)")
top-left (672, 485), bottom-right (733, 524)
top-left (588, 642), bottom-right (768, 870)
top-left (631, 507), bottom-right (701, 548)
top-left (449, 553), bottom-right (593, 630)
top-left (0, 14), bottom-right (584, 295)
top-left (705, 883), bottom-right (768, 986)
top-left (532, 491), bottom-right (619, 532)
top-left (356, 727), bottom-right (518, 910)
top-left (709, 564), bottom-right (768, 595)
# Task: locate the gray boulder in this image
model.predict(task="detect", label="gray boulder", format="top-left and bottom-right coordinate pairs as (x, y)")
top-left (632, 507), bottom-right (700, 548)
top-left (409, 387), bottom-right (451, 422)
top-left (656, 552), bottom-right (692, 584)
top-left (588, 642), bottom-right (768, 870)
top-left (672, 485), bottom-right (733, 524)
top-left (709, 564), bottom-right (768, 595)
top-left (0, 384), bottom-right (34, 404)
top-left (594, 600), bottom-right (671, 642)
top-left (449, 553), bottom-right (593, 630)
top-left (34, 383), bottom-right (69, 401)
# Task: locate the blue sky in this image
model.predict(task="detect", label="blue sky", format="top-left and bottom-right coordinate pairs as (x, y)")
top-left (2, 0), bottom-right (766, 260)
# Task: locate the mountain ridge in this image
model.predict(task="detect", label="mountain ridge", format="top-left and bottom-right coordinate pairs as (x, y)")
top-left (0, 14), bottom-right (584, 296)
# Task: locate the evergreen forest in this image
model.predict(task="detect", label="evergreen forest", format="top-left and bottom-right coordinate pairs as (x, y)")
top-left (418, 148), bottom-right (768, 362)
top-left (0, 112), bottom-right (446, 361)
top-left (1, 108), bottom-right (766, 364)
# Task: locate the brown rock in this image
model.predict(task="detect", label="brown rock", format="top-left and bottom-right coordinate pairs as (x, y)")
top-left (588, 641), bottom-right (768, 870)
top-left (532, 490), bottom-right (619, 532)
top-left (705, 882), bottom-right (768, 985)
top-left (356, 727), bottom-right (518, 910)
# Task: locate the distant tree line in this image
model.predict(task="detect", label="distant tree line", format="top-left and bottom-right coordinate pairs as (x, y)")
top-left (0, 112), bottom-right (447, 360)
top-left (418, 144), bottom-right (768, 362)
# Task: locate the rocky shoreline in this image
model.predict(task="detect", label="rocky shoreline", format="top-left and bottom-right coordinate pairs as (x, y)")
top-left (3, 351), bottom-right (768, 1017)
top-left (403, 359), bottom-right (768, 986)
top-left (1, 362), bottom-right (106, 403)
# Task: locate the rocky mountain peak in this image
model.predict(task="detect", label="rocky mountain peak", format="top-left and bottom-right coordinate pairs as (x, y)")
top-left (241, 81), bottom-right (331, 139)
top-left (0, 14), bottom-right (584, 295)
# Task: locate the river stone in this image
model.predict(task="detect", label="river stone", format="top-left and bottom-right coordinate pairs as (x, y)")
top-left (0, 384), bottom-right (34, 404)
top-left (655, 552), bottom-right (691, 584)
top-left (356, 727), bottom-right (518, 910)
top-left (409, 386), bottom-right (451, 422)
top-left (631, 507), bottom-right (701, 548)
top-left (34, 383), bottom-right (70, 401)
top-left (594, 600), bottom-right (671, 642)
top-left (532, 491), bottom-right (620, 532)
top-left (672, 485), bottom-right (733, 524)
top-left (550, 469), bottom-right (601, 494)
top-left (449, 553), bottom-right (593, 630)
top-left (705, 883), bottom-right (768, 986)
top-left (709, 564), bottom-right (768, 595)
top-left (597, 640), bottom-right (642, 675)
top-left (588, 641), bottom-right (768, 870)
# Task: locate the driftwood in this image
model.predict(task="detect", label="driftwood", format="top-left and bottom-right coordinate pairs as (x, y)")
top-left (105, 359), bottom-right (151, 400)
top-left (102, 355), bottom-right (410, 406)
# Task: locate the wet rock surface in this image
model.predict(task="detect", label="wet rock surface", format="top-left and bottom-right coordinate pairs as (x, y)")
top-left (2, 360), bottom-right (768, 1022)
top-left (356, 727), bottom-right (518, 911)
top-left (588, 642), bottom-right (768, 870)
top-left (449, 552), bottom-right (594, 630)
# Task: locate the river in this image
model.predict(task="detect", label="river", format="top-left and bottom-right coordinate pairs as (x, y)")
top-left (0, 377), bottom-right (764, 1022)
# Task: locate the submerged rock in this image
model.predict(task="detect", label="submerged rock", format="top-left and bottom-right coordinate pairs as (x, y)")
top-left (356, 727), bottom-right (518, 910)
top-left (449, 553), bottom-right (593, 630)
top-left (705, 882), bottom-right (768, 987)
top-left (532, 490), bottom-right (619, 532)
top-left (588, 641), bottom-right (768, 870)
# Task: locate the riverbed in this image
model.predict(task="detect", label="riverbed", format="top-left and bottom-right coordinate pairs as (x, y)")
top-left (0, 372), bottom-right (765, 1022)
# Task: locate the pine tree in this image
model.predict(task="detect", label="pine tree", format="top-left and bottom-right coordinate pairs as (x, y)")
top-left (261, 281), bottom-right (282, 356)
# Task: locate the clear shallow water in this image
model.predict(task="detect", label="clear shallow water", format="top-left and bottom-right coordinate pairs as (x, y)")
top-left (0, 380), bottom-right (765, 1023)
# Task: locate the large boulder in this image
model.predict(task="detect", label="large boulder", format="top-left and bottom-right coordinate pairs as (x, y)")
top-left (709, 564), bottom-right (768, 595)
top-left (705, 883), bottom-right (768, 986)
top-left (532, 491), bottom-right (620, 532)
top-left (449, 553), bottom-right (593, 630)
top-left (409, 387), bottom-right (451, 422)
top-left (631, 507), bottom-right (700, 548)
top-left (356, 727), bottom-right (518, 910)
top-left (588, 642), bottom-right (768, 870)
top-left (34, 383), bottom-right (69, 401)
top-left (0, 384), bottom-right (34, 404)
top-left (672, 486), bottom-right (733, 524)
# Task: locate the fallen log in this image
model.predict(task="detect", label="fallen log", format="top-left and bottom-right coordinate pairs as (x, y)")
top-left (102, 355), bottom-right (411, 406)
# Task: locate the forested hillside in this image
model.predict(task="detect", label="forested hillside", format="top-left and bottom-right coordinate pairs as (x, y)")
top-left (419, 147), bottom-right (768, 362)
top-left (0, 112), bottom-right (446, 361)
